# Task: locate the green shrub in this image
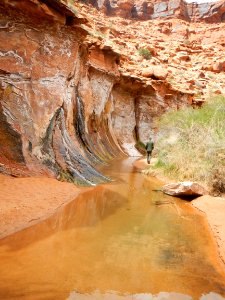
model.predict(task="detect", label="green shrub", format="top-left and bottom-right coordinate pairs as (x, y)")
top-left (151, 95), bottom-right (225, 194)
top-left (138, 48), bottom-right (152, 60)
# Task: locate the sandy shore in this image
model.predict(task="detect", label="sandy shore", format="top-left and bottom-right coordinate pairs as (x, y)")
top-left (192, 196), bottom-right (225, 265)
top-left (133, 158), bottom-right (225, 266)
top-left (0, 174), bottom-right (84, 239)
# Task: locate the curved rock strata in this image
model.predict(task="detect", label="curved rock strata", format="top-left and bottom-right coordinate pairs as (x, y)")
top-left (0, 0), bottom-right (192, 185)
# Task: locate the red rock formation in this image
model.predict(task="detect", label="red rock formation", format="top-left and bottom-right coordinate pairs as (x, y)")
top-left (82, 0), bottom-right (225, 22)
top-left (1, 0), bottom-right (223, 184)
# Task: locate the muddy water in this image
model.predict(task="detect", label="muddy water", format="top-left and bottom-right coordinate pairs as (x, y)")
top-left (0, 158), bottom-right (225, 300)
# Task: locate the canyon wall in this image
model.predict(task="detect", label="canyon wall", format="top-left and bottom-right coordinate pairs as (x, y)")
top-left (0, 0), bottom-right (192, 184)
top-left (86, 0), bottom-right (225, 22)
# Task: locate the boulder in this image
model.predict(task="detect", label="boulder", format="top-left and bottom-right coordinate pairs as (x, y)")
top-left (141, 65), bottom-right (168, 79)
top-left (213, 61), bottom-right (225, 72)
top-left (177, 51), bottom-right (190, 61)
top-left (153, 66), bottom-right (168, 79)
top-left (141, 66), bottom-right (154, 77)
top-left (162, 181), bottom-right (207, 198)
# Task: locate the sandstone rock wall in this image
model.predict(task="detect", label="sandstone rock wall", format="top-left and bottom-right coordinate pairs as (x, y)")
top-left (0, 0), bottom-right (192, 184)
top-left (85, 0), bottom-right (225, 22)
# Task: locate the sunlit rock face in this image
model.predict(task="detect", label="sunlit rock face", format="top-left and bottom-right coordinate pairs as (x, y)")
top-left (87, 0), bottom-right (225, 22)
top-left (0, 0), bottom-right (192, 184)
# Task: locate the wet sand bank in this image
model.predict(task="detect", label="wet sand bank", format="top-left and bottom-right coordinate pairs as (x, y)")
top-left (0, 174), bottom-right (84, 239)
top-left (193, 196), bottom-right (225, 266)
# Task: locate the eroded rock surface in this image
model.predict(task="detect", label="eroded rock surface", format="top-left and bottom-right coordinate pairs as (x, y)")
top-left (0, 0), bottom-right (225, 184)
top-left (0, 0), bottom-right (193, 184)
top-left (83, 0), bottom-right (225, 22)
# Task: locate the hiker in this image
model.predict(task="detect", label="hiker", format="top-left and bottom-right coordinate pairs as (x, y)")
top-left (145, 138), bottom-right (154, 164)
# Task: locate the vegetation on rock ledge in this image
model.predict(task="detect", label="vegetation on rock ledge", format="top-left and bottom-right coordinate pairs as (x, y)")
top-left (137, 48), bottom-right (152, 60)
top-left (149, 96), bottom-right (225, 195)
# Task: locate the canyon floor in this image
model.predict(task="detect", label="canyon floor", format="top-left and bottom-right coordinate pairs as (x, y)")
top-left (0, 158), bottom-right (225, 273)
top-left (0, 158), bottom-right (225, 300)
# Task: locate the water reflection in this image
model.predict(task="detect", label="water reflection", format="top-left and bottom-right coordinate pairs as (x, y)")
top-left (67, 291), bottom-right (193, 300)
top-left (0, 159), bottom-right (224, 300)
top-left (67, 291), bottom-right (225, 300)
top-left (0, 186), bottom-right (127, 250)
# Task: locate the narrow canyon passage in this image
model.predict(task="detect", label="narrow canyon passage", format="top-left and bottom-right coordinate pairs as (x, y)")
top-left (0, 159), bottom-right (225, 300)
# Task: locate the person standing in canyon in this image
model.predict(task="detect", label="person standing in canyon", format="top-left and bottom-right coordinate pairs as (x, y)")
top-left (145, 138), bottom-right (154, 164)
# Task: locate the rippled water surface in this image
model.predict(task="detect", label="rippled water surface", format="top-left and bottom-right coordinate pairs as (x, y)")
top-left (0, 158), bottom-right (225, 300)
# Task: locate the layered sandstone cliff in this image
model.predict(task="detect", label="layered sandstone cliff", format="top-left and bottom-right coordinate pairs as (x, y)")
top-left (83, 0), bottom-right (225, 22)
top-left (0, 0), bottom-right (224, 185)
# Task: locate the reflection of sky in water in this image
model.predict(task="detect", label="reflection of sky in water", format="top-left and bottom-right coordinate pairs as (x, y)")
top-left (184, 0), bottom-right (218, 3)
top-left (67, 291), bottom-right (225, 300)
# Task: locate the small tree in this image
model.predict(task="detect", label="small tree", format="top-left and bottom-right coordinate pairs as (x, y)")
top-left (138, 48), bottom-right (152, 60)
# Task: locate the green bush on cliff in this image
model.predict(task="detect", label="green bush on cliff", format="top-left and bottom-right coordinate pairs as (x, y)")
top-left (152, 95), bottom-right (225, 195)
top-left (138, 48), bottom-right (152, 60)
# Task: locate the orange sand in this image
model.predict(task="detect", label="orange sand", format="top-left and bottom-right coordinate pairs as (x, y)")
top-left (193, 196), bottom-right (225, 266)
top-left (0, 174), bottom-right (84, 239)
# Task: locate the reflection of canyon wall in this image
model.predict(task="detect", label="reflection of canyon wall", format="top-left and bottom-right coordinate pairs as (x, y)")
top-left (0, 0), bottom-right (191, 184)
top-left (87, 0), bottom-right (225, 22)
